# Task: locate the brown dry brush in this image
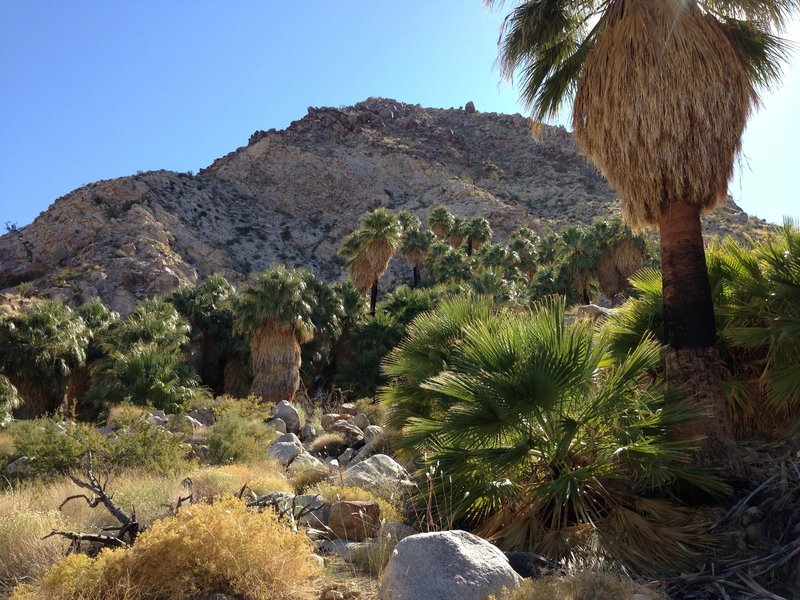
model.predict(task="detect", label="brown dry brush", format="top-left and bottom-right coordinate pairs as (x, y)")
top-left (573, 0), bottom-right (753, 229)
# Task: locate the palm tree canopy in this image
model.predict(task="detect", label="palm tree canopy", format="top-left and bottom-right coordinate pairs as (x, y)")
top-left (429, 206), bottom-right (455, 240)
top-left (466, 216), bottom-right (493, 244)
top-left (235, 266), bottom-right (316, 344)
top-left (401, 227), bottom-right (436, 265)
top-left (487, 0), bottom-right (795, 226)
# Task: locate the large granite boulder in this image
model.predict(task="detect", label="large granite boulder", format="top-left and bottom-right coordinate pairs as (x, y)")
top-left (379, 530), bottom-right (521, 600)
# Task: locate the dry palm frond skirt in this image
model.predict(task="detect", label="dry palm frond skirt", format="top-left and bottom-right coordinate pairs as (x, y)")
top-left (250, 323), bottom-right (301, 403)
top-left (573, 0), bottom-right (755, 228)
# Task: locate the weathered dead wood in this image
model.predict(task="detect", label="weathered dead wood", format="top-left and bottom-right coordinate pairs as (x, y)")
top-left (43, 529), bottom-right (128, 555)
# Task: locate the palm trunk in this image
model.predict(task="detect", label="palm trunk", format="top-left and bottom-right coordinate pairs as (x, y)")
top-left (224, 353), bottom-right (250, 398)
top-left (249, 324), bottom-right (301, 403)
top-left (467, 239), bottom-right (474, 256)
top-left (11, 379), bottom-right (56, 419)
top-left (370, 279), bottom-right (378, 316)
top-left (412, 264), bottom-right (420, 288)
top-left (659, 201), bottom-right (739, 472)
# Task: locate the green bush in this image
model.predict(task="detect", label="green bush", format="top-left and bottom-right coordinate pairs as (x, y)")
top-left (7, 418), bottom-right (108, 477)
top-left (204, 412), bottom-right (275, 464)
top-left (105, 421), bottom-right (189, 475)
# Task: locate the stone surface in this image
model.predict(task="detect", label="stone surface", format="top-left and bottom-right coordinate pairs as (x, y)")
top-left (379, 530), bottom-right (521, 600)
top-left (321, 413), bottom-right (345, 431)
top-left (363, 425), bottom-right (383, 445)
top-left (188, 407), bottom-right (215, 427)
top-left (267, 441), bottom-right (303, 467)
top-left (276, 432), bottom-right (301, 444)
top-left (328, 500), bottom-right (381, 541)
top-left (339, 403), bottom-right (359, 416)
top-left (329, 419), bottom-right (364, 447)
top-left (272, 400), bottom-right (301, 434)
top-left (4, 456), bottom-right (30, 476)
top-left (300, 423), bottom-right (317, 441)
top-left (268, 418), bottom-right (287, 434)
top-left (351, 413), bottom-right (370, 430)
top-left (343, 454), bottom-right (414, 497)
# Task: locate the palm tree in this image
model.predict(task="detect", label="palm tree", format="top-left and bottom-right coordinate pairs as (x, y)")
top-left (429, 206), bottom-right (454, 241)
top-left (465, 216), bottom-right (493, 255)
top-left (593, 219), bottom-right (647, 299)
top-left (0, 300), bottom-right (90, 418)
top-left (234, 266), bottom-right (316, 403)
top-left (448, 215), bottom-right (467, 250)
top-left (0, 375), bottom-right (20, 426)
top-left (170, 274), bottom-right (237, 395)
top-left (400, 227), bottom-right (436, 287)
top-left (340, 208), bottom-right (403, 315)
top-left (487, 0), bottom-right (793, 467)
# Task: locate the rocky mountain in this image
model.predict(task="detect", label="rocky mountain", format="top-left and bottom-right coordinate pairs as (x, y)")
top-left (0, 97), bottom-right (764, 313)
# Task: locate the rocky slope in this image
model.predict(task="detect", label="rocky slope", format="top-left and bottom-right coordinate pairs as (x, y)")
top-left (0, 97), bottom-right (764, 313)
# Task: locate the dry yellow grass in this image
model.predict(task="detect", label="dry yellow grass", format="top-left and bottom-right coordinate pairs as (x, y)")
top-left (10, 498), bottom-right (319, 600)
top-left (495, 571), bottom-right (666, 600)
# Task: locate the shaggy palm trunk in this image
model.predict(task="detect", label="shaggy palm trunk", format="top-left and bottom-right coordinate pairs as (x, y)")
top-left (11, 379), bottom-right (56, 419)
top-left (249, 324), bottom-right (301, 403)
top-left (412, 264), bottom-right (420, 288)
top-left (64, 366), bottom-right (91, 417)
top-left (660, 201), bottom-right (739, 471)
top-left (224, 353), bottom-right (250, 398)
top-left (200, 334), bottom-right (225, 395)
top-left (370, 279), bottom-right (379, 316)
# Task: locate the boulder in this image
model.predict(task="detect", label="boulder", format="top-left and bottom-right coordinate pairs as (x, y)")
top-left (267, 441), bottom-right (303, 467)
top-left (321, 413), bottom-right (344, 431)
top-left (363, 425), bottom-right (383, 445)
top-left (379, 531), bottom-right (521, 600)
top-left (288, 451), bottom-right (325, 471)
top-left (276, 432), bottom-right (301, 444)
top-left (4, 456), bottom-right (30, 476)
top-left (343, 454), bottom-right (414, 497)
top-left (465, 100), bottom-right (476, 114)
top-left (300, 423), bottom-right (316, 441)
top-left (329, 500), bottom-right (381, 541)
top-left (188, 407), bottom-right (215, 427)
top-left (339, 402), bottom-right (359, 416)
top-left (352, 413), bottom-right (370, 430)
top-left (268, 418), bottom-right (287, 434)
top-left (272, 400), bottom-right (301, 433)
top-left (329, 419), bottom-right (364, 447)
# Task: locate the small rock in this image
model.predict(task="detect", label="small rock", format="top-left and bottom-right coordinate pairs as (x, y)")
top-left (326, 457), bottom-right (340, 469)
top-left (4, 456), bottom-right (30, 476)
top-left (339, 403), bottom-right (359, 416)
top-left (309, 553), bottom-right (325, 569)
top-left (300, 423), bottom-right (317, 441)
top-left (184, 415), bottom-right (205, 432)
top-left (465, 101), bottom-right (476, 114)
top-left (268, 418), bottom-right (287, 434)
top-left (321, 413), bottom-right (344, 430)
top-left (348, 443), bottom-right (375, 467)
top-left (338, 448), bottom-right (354, 465)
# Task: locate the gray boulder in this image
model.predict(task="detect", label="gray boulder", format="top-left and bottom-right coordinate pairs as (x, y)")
top-left (188, 407), bottom-right (215, 427)
top-left (268, 417), bottom-right (287, 434)
top-left (276, 432), bottom-right (301, 444)
top-left (271, 400), bottom-right (301, 434)
top-left (300, 423), bottom-right (317, 441)
top-left (343, 454), bottom-right (414, 498)
top-left (352, 413), bottom-right (370, 430)
top-left (363, 424), bottom-right (383, 445)
top-left (267, 441), bottom-right (303, 466)
top-left (379, 530), bottom-right (521, 600)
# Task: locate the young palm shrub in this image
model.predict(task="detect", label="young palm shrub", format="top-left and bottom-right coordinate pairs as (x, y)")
top-left (235, 266), bottom-right (316, 403)
top-left (0, 376), bottom-right (20, 426)
top-left (0, 300), bottom-right (90, 418)
top-left (426, 243), bottom-right (471, 285)
top-left (382, 296), bottom-right (723, 574)
top-left (300, 273), bottom-right (345, 394)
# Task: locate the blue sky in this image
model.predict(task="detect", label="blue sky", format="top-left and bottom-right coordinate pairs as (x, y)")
top-left (1, 2), bottom-right (796, 229)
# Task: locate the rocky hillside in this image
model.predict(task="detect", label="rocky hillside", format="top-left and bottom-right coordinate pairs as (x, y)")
top-left (0, 97), bottom-right (764, 313)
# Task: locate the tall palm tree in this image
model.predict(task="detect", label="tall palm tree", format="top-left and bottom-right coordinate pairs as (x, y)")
top-left (448, 215), bottom-right (467, 250)
top-left (487, 0), bottom-right (793, 467)
top-left (429, 206), bottom-right (454, 241)
top-left (400, 227), bottom-right (436, 287)
top-left (465, 216), bottom-right (493, 256)
top-left (340, 208), bottom-right (403, 315)
top-left (234, 266), bottom-right (316, 403)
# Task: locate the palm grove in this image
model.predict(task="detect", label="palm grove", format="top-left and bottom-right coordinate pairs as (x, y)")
top-left (1, 0), bottom-right (799, 577)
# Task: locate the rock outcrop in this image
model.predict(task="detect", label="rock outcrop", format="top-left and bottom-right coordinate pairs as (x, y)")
top-left (0, 98), bottom-right (764, 313)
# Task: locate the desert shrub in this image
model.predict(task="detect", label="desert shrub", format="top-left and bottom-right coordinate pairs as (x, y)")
top-left (7, 418), bottom-right (108, 477)
top-left (289, 464), bottom-right (329, 494)
top-left (204, 411), bottom-right (275, 464)
top-left (0, 510), bottom-right (67, 590)
top-left (354, 396), bottom-right (387, 427)
top-left (382, 296), bottom-right (724, 574)
top-left (0, 430), bottom-right (14, 465)
top-left (11, 497), bottom-right (319, 600)
top-left (104, 403), bottom-right (146, 429)
top-left (310, 482), bottom-right (404, 525)
top-left (0, 375), bottom-right (20, 426)
top-left (189, 463), bottom-right (290, 502)
top-left (309, 432), bottom-right (346, 457)
top-left (203, 394), bottom-right (275, 422)
top-left (105, 421), bottom-right (189, 475)
top-left (496, 571), bottom-right (666, 600)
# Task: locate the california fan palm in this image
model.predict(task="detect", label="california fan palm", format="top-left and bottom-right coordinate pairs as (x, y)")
top-left (340, 208), bottom-right (403, 315)
top-left (235, 266), bottom-right (316, 403)
top-left (400, 227), bottom-right (436, 287)
top-left (487, 0), bottom-right (796, 468)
